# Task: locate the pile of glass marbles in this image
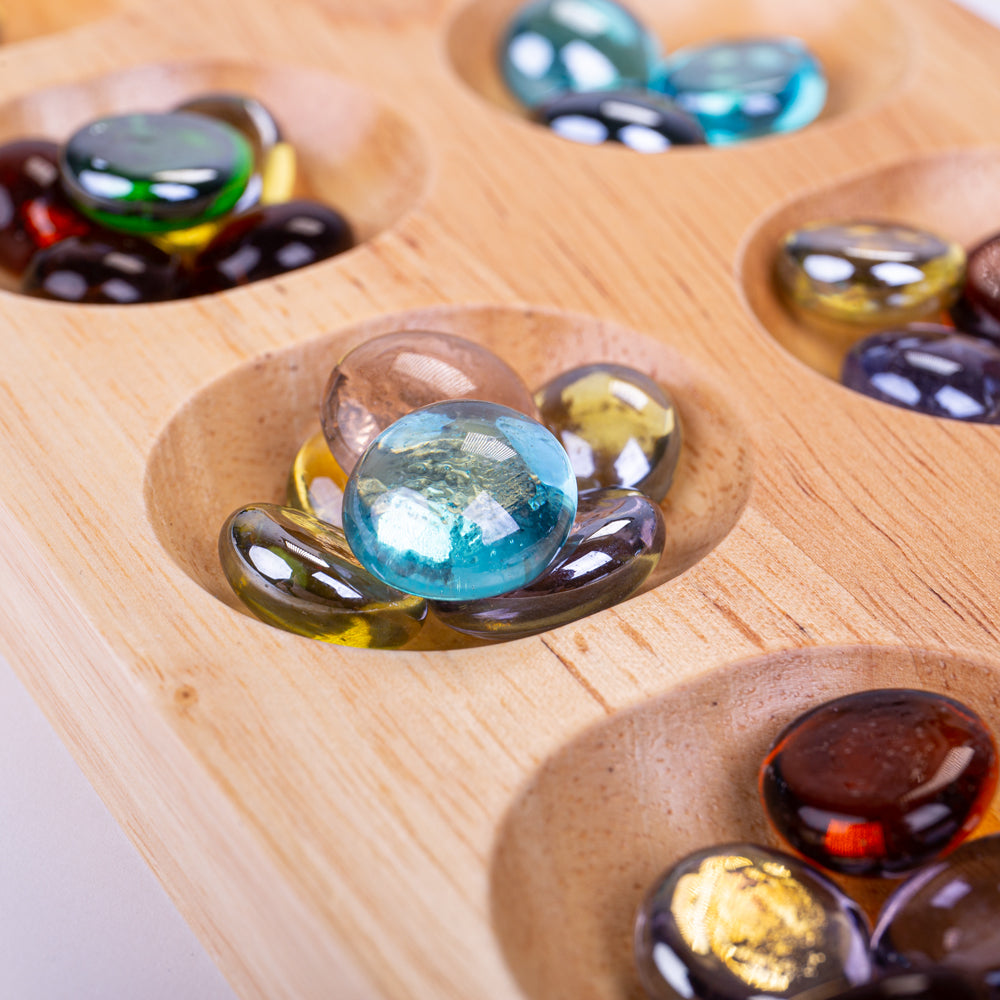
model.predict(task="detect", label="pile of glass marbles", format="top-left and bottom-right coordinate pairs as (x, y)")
top-left (775, 219), bottom-right (1000, 422)
top-left (498, 0), bottom-right (827, 150)
top-left (0, 93), bottom-right (353, 303)
top-left (635, 687), bottom-right (1000, 1000)
top-left (219, 329), bottom-right (681, 647)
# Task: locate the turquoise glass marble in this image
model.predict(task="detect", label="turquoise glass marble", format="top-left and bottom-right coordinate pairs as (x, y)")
top-left (651, 37), bottom-right (827, 145)
top-left (61, 112), bottom-right (254, 233)
top-left (432, 488), bottom-right (663, 639)
top-left (499, 0), bottom-right (660, 110)
top-left (219, 503), bottom-right (426, 648)
top-left (342, 400), bottom-right (578, 601)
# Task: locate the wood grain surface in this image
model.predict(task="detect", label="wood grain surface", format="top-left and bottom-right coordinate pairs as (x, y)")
top-left (1, 1), bottom-right (1000, 998)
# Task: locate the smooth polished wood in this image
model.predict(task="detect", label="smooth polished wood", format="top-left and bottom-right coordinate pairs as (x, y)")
top-left (1, 2), bottom-right (1000, 999)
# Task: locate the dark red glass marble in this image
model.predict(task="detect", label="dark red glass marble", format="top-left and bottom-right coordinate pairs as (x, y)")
top-left (188, 198), bottom-right (353, 294)
top-left (759, 689), bottom-right (998, 878)
top-left (828, 970), bottom-right (985, 1000)
top-left (0, 138), bottom-right (91, 275)
top-left (965, 232), bottom-right (1000, 324)
top-left (22, 231), bottom-right (184, 304)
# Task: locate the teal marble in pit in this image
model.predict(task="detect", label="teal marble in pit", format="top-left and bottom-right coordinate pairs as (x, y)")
top-left (60, 112), bottom-right (254, 233)
top-left (650, 37), bottom-right (827, 145)
top-left (342, 400), bottom-right (578, 601)
top-left (499, 0), bottom-right (661, 110)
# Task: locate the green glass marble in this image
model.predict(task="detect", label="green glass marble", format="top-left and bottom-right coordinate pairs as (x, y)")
top-left (286, 429), bottom-right (347, 528)
top-left (61, 112), bottom-right (254, 234)
top-left (219, 503), bottom-right (426, 648)
top-left (534, 363), bottom-right (681, 502)
top-left (433, 488), bottom-right (663, 639)
top-left (775, 221), bottom-right (967, 334)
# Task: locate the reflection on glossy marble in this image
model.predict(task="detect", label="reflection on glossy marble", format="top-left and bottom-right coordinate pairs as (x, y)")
top-left (342, 400), bottom-right (577, 601)
top-left (651, 37), bottom-right (827, 144)
top-left (433, 488), bottom-right (663, 639)
top-left (321, 330), bottom-right (537, 476)
top-left (536, 89), bottom-right (705, 150)
top-left (286, 429), bottom-right (347, 528)
top-left (827, 971), bottom-right (984, 1000)
top-left (219, 503), bottom-right (426, 647)
top-left (872, 833), bottom-right (1000, 996)
top-left (499, 0), bottom-right (660, 109)
top-left (61, 112), bottom-right (254, 234)
top-left (535, 363), bottom-right (680, 501)
top-left (634, 843), bottom-right (872, 1000)
top-left (841, 324), bottom-right (1000, 422)
top-left (760, 689), bottom-right (998, 878)
top-left (775, 221), bottom-right (966, 332)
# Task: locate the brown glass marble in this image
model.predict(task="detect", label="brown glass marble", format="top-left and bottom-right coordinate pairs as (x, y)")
top-left (320, 330), bottom-right (537, 476)
top-left (432, 487), bottom-right (664, 640)
top-left (965, 233), bottom-right (1000, 326)
top-left (760, 689), bottom-right (998, 878)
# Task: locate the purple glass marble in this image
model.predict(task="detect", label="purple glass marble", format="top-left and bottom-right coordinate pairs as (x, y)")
top-left (841, 324), bottom-right (1000, 422)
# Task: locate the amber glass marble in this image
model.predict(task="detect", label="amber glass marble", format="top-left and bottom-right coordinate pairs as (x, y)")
top-left (760, 689), bottom-right (998, 878)
top-left (775, 221), bottom-right (966, 333)
top-left (534, 363), bottom-right (680, 501)
top-left (634, 843), bottom-right (872, 1000)
top-left (219, 503), bottom-right (426, 648)
top-left (432, 487), bottom-right (664, 639)
top-left (286, 429), bottom-right (347, 528)
top-left (320, 330), bottom-right (538, 476)
top-left (871, 833), bottom-right (1000, 996)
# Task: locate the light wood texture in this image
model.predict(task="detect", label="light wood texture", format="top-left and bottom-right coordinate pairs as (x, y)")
top-left (1, 1), bottom-right (1000, 998)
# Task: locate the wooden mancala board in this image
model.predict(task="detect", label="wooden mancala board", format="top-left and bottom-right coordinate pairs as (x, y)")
top-left (2, 0), bottom-right (1000, 998)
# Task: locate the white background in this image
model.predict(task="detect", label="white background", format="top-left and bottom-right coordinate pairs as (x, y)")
top-left (2, 1), bottom-right (999, 997)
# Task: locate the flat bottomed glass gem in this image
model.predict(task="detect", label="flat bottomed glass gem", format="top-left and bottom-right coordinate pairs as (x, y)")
top-left (219, 504), bottom-right (426, 648)
top-left (536, 89), bottom-right (705, 150)
top-left (499, 0), bottom-right (660, 109)
top-left (951, 293), bottom-right (1000, 342)
top-left (287, 429), bottom-right (347, 529)
top-left (634, 842), bottom-right (872, 1000)
top-left (342, 400), bottom-right (578, 601)
top-left (963, 232), bottom-right (1000, 324)
top-left (841, 324), bottom-right (1000, 422)
top-left (60, 112), bottom-right (254, 233)
top-left (759, 689), bottom-right (998, 878)
top-left (534, 363), bottom-right (681, 502)
top-left (432, 487), bottom-right (664, 639)
top-left (871, 833), bottom-right (1000, 994)
top-left (650, 37), bottom-right (827, 144)
top-left (825, 971), bottom-right (984, 1000)
top-left (775, 221), bottom-right (966, 331)
top-left (321, 330), bottom-right (537, 476)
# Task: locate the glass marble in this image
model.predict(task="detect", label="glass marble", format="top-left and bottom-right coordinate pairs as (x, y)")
top-left (60, 112), bottom-right (254, 233)
top-left (826, 971), bottom-right (984, 1000)
top-left (650, 37), bottom-right (827, 145)
top-left (775, 221), bottom-right (966, 332)
top-left (21, 230), bottom-right (184, 304)
top-left (320, 330), bottom-right (537, 477)
top-left (841, 324), bottom-right (1000, 423)
top-left (634, 843), bottom-right (872, 1000)
top-left (188, 199), bottom-right (352, 294)
top-left (287, 429), bottom-right (347, 529)
top-left (499, 0), bottom-right (660, 110)
top-left (760, 689), bottom-right (998, 878)
top-left (432, 487), bottom-right (663, 639)
top-left (534, 363), bottom-right (681, 502)
top-left (342, 400), bottom-right (578, 601)
top-left (0, 138), bottom-right (91, 275)
top-left (951, 294), bottom-right (1000, 342)
top-left (536, 89), bottom-right (705, 150)
top-left (963, 232), bottom-right (1000, 325)
top-left (219, 503), bottom-right (426, 648)
top-left (872, 833), bottom-right (1000, 995)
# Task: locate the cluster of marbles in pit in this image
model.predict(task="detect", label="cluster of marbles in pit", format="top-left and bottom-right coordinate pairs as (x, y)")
top-left (219, 329), bottom-right (682, 647)
top-left (634, 688), bottom-right (1000, 1000)
top-left (0, 93), bottom-right (353, 304)
top-left (498, 0), bottom-right (827, 151)
top-left (775, 219), bottom-right (1000, 422)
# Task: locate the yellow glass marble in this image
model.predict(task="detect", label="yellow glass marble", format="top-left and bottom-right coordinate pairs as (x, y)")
top-left (286, 428), bottom-right (347, 528)
top-left (775, 220), bottom-right (966, 335)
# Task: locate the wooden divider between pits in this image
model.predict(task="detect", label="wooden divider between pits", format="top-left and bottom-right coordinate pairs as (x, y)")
top-left (0, 0), bottom-right (1000, 998)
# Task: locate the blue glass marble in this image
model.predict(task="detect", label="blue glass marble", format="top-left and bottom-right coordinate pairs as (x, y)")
top-left (342, 400), bottom-right (577, 601)
top-left (499, 0), bottom-right (660, 110)
top-left (650, 37), bottom-right (827, 145)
